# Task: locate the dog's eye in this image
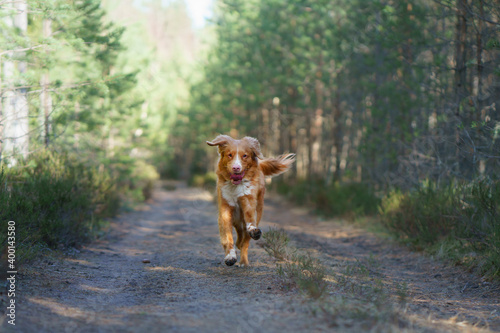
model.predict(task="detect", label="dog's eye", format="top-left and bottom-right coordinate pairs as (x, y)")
top-left (228, 153), bottom-right (233, 158)
top-left (242, 154), bottom-right (248, 158)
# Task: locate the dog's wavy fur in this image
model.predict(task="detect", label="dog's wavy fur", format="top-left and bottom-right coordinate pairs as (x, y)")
top-left (207, 135), bottom-right (295, 266)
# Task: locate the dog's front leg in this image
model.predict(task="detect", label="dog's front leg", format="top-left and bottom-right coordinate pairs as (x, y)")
top-left (218, 202), bottom-right (237, 266)
top-left (239, 196), bottom-right (261, 240)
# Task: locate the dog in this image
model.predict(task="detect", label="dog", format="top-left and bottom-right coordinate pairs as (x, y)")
top-left (206, 135), bottom-right (295, 266)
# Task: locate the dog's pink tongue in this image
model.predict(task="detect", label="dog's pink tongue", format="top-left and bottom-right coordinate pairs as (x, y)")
top-left (230, 174), bottom-right (243, 181)
top-left (230, 173), bottom-right (244, 184)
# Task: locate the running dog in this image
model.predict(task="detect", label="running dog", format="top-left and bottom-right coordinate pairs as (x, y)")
top-left (206, 135), bottom-right (295, 266)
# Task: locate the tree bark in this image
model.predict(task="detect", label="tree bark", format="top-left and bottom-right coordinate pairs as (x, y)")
top-left (41, 18), bottom-right (53, 147)
top-left (2, 1), bottom-right (29, 162)
top-left (455, 0), bottom-right (468, 111)
top-left (333, 89), bottom-right (342, 182)
top-left (476, 0), bottom-right (484, 113)
top-left (0, 53), bottom-right (3, 160)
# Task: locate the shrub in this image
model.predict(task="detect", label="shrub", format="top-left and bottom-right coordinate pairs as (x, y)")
top-left (130, 160), bottom-right (160, 200)
top-left (188, 172), bottom-right (217, 190)
top-left (261, 228), bottom-right (290, 260)
top-left (276, 179), bottom-right (380, 218)
top-left (103, 155), bottom-right (159, 202)
top-left (379, 178), bottom-right (500, 278)
top-left (0, 149), bottom-right (158, 262)
top-left (379, 182), bottom-right (460, 246)
top-left (261, 228), bottom-right (327, 299)
top-left (460, 178), bottom-right (500, 277)
top-left (277, 252), bottom-right (327, 299)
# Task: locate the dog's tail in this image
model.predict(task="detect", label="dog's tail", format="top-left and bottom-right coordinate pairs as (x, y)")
top-left (259, 154), bottom-right (296, 177)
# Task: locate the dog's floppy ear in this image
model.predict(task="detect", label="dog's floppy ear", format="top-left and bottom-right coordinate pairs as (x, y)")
top-left (243, 136), bottom-right (264, 160)
top-left (206, 134), bottom-right (233, 147)
top-left (207, 135), bottom-right (233, 155)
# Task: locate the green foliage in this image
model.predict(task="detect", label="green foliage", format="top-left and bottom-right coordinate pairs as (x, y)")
top-left (380, 178), bottom-right (500, 278)
top-left (1, 1), bottom-right (181, 262)
top-left (261, 228), bottom-right (290, 261)
top-left (261, 227), bottom-right (327, 299)
top-left (131, 160), bottom-right (159, 200)
top-left (276, 179), bottom-right (380, 218)
top-left (0, 150), bottom-right (120, 261)
top-left (103, 155), bottom-right (160, 202)
top-left (188, 172), bottom-right (217, 190)
top-left (0, 148), bottom-right (159, 262)
top-left (380, 182), bottom-right (459, 245)
top-left (99, 0), bottom-right (198, 177)
top-left (460, 178), bottom-right (500, 277)
top-left (277, 252), bottom-right (327, 299)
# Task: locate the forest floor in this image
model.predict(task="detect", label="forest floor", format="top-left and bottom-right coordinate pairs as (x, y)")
top-left (2, 182), bottom-right (499, 333)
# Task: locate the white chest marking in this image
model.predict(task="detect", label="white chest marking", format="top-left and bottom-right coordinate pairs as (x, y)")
top-left (221, 180), bottom-right (253, 207)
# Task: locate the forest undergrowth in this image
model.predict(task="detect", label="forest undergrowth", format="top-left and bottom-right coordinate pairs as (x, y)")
top-left (0, 149), bottom-right (158, 263)
top-left (272, 177), bottom-right (500, 280)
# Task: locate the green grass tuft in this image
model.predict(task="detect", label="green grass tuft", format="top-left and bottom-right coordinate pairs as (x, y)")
top-left (261, 227), bottom-right (290, 260)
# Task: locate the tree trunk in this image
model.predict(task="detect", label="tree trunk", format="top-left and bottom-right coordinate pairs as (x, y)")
top-left (333, 89), bottom-right (342, 182)
top-left (305, 94), bottom-right (313, 181)
top-left (0, 53), bottom-right (3, 160)
top-left (2, 1), bottom-right (29, 163)
top-left (455, 0), bottom-right (468, 111)
top-left (455, 0), bottom-right (474, 178)
top-left (41, 18), bottom-right (53, 147)
top-left (476, 0), bottom-right (484, 114)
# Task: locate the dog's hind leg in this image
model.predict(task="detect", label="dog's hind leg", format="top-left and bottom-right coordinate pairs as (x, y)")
top-left (235, 223), bottom-right (245, 250)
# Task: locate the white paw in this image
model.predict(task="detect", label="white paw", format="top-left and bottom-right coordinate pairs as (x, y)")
top-left (246, 223), bottom-right (257, 232)
top-left (224, 249), bottom-right (237, 266)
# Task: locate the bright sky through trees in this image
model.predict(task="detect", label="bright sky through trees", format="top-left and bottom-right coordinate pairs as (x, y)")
top-left (132, 0), bottom-right (213, 28)
top-left (185, 0), bottom-right (213, 28)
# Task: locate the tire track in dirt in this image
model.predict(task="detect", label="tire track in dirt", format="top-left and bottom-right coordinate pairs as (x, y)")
top-left (2, 183), bottom-right (499, 332)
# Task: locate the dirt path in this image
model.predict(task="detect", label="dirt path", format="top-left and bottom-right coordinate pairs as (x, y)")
top-left (2, 183), bottom-right (499, 332)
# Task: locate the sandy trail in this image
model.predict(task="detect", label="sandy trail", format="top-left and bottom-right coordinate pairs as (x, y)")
top-left (2, 183), bottom-right (499, 332)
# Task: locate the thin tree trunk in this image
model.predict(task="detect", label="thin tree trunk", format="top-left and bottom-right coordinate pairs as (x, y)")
top-left (41, 18), bottom-right (52, 147)
top-left (261, 108), bottom-right (269, 155)
top-left (305, 92), bottom-right (313, 181)
top-left (455, 0), bottom-right (468, 110)
top-left (455, 0), bottom-right (473, 177)
top-left (476, 0), bottom-right (484, 113)
top-left (270, 104), bottom-right (280, 156)
top-left (289, 114), bottom-right (298, 179)
top-left (333, 89), bottom-right (342, 182)
top-left (0, 53), bottom-right (3, 160)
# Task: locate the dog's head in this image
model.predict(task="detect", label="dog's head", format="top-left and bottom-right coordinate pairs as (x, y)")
top-left (207, 135), bottom-right (263, 185)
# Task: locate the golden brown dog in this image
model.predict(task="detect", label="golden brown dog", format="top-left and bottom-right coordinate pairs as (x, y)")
top-left (206, 135), bottom-right (295, 266)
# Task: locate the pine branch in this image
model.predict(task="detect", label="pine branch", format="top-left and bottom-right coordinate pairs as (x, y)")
top-left (0, 44), bottom-right (47, 56)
